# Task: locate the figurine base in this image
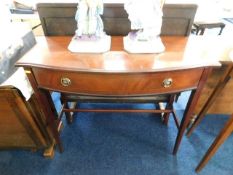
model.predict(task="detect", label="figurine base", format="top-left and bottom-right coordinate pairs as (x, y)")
top-left (68, 35), bottom-right (111, 53)
top-left (123, 36), bottom-right (165, 53)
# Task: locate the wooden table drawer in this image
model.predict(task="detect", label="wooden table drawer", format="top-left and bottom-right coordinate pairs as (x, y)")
top-left (33, 68), bottom-right (204, 96)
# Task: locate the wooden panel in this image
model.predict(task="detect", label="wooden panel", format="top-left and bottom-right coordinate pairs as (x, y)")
top-left (207, 69), bottom-right (233, 114)
top-left (194, 65), bottom-right (233, 115)
top-left (44, 18), bottom-right (77, 36)
top-left (33, 68), bottom-right (203, 96)
top-left (37, 3), bottom-right (197, 36)
top-left (162, 4), bottom-right (197, 36)
top-left (0, 88), bottom-right (47, 149)
top-left (0, 96), bottom-right (35, 148)
top-left (103, 18), bottom-right (130, 36)
top-left (161, 18), bottom-right (190, 36)
top-left (38, 6), bottom-right (76, 17)
top-left (194, 66), bottom-right (225, 114)
top-left (0, 90), bottom-right (36, 147)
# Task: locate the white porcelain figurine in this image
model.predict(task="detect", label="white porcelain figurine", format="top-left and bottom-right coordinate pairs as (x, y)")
top-left (68, 0), bottom-right (111, 53)
top-left (124, 0), bottom-right (165, 53)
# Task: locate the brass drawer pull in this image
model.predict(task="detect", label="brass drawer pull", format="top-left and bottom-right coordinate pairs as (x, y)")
top-left (61, 77), bottom-right (71, 87)
top-left (163, 78), bottom-right (173, 88)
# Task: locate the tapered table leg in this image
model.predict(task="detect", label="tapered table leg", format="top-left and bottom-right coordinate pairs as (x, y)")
top-left (196, 115), bottom-right (233, 172)
top-left (173, 68), bottom-right (212, 154)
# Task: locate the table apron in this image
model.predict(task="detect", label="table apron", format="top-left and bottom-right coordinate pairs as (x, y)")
top-left (32, 68), bottom-right (204, 96)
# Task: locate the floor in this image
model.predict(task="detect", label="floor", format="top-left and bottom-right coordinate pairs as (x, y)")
top-left (0, 92), bottom-right (232, 175)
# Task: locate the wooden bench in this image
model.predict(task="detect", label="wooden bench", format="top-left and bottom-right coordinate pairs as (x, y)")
top-left (193, 20), bottom-right (226, 35)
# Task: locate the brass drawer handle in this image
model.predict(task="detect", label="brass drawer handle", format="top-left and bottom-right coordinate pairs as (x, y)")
top-left (163, 78), bottom-right (173, 88)
top-left (61, 77), bottom-right (71, 87)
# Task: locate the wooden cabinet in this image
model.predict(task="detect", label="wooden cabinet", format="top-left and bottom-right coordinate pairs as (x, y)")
top-left (186, 38), bottom-right (233, 137)
top-left (0, 86), bottom-right (54, 155)
top-left (182, 36), bottom-right (233, 116)
top-left (194, 62), bottom-right (233, 115)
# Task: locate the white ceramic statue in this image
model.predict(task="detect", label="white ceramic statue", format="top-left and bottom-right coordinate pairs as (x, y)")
top-left (75, 0), bottom-right (103, 38)
top-left (124, 0), bottom-right (165, 53)
top-left (68, 0), bottom-right (111, 53)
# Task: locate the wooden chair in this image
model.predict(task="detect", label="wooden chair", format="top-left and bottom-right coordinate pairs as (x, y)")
top-left (37, 3), bottom-right (197, 36)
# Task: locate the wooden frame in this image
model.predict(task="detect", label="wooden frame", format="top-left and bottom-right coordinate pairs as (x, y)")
top-left (37, 3), bottom-right (197, 36)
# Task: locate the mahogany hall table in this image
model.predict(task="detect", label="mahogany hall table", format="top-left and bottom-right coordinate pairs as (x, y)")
top-left (16, 36), bottom-right (220, 154)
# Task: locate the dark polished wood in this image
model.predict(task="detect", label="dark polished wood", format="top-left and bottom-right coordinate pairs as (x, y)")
top-left (186, 37), bottom-right (233, 136)
top-left (193, 64), bottom-right (233, 116)
top-left (195, 115), bottom-right (233, 172)
top-left (173, 67), bottom-right (213, 153)
top-left (16, 36), bottom-right (220, 154)
top-left (24, 68), bottom-right (64, 152)
top-left (16, 36), bottom-right (220, 70)
top-left (37, 3), bottom-right (197, 36)
top-left (193, 21), bottom-right (225, 35)
top-left (192, 37), bottom-right (233, 116)
top-left (0, 86), bottom-right (53, 152)
top-left (184, 37), bottom-right (233, 172)
top-left (33, 68), bottom-right (203, 95)
top-left (187, 65), bottom-right (233, 136)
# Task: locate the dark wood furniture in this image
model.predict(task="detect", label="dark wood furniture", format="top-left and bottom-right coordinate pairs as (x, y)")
top-left (184, 37), bottom-right (233, 172)
top-left (187, 65), bottom-right (233, 136)
top-left (187, 37), bottom-right (233, 134)
top-left (0, 86), bottom-right (54, 157)
top-left (192, 64), bottom-right (233, 116)
top-left (59, 90), bottom-right (180, 128)
top-left (0, 23), bottom-right (54, 157)
top-left (195, 114), bottom-right (233, 172)
top-left (36, 2), bottom-right (198, 127)
top-left (193, 20), bottom-right (226, 35)
top-left (16, 36), bottom-right (219, 155)
top-left (36, 3), bottom-right (197, 36)
top-left (190, 65), bottom-right (232, 172)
